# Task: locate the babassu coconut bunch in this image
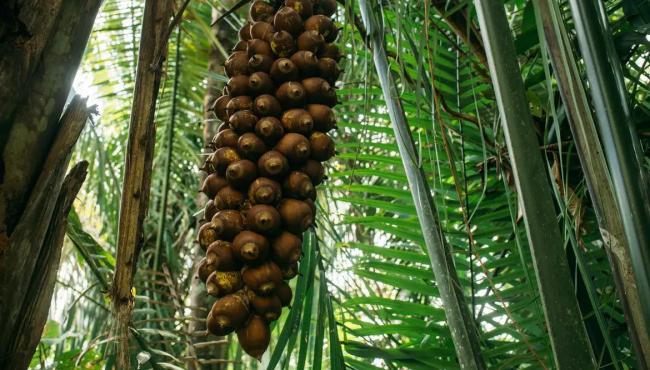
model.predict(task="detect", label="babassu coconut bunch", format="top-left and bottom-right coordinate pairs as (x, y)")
top-left (196, 0), bottom-right (340, 360)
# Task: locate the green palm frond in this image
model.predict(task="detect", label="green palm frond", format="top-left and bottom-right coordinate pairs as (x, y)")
top-left (29, 0), bottom-right (650, 368)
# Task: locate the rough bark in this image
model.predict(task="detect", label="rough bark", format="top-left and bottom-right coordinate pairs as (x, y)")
top-left (0, 0), bottom-right (101, 235)
top-left (535, 1), bottom-right (650, 366)
top-left (7, 161), bottom-right (88, 370)
top-left (0, 0), bottom-right (64, 130)
top-left (0, 95), bottom-right (93, 369)
top-left (111, 1), bottom-right (174, 369)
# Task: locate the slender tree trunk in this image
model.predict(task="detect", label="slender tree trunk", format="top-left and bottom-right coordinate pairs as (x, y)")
top-left (534, 1), bottom-right (650, 366)
top-left (474, 1), bottom-right (596, 368)
top-left (111, 1), bottom-right (173, 368)
top-left (359, 2), bottom-right (487, 369)
top-left (0, 0), bottom-right (101, 367)
top-left (567, 0), bottom-right (650, 343)
top-left (188, 4), bottom-right (235, 369)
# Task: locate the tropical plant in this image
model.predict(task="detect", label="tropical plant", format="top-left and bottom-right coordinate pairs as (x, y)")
top-left (10, 0), bottom-right (649, 369)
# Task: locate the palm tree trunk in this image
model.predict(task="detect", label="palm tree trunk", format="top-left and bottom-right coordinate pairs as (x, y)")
top-left (359, 2), bottom-right (486, 368)
top-left (112, 1), bottom-right (173, 368)
top-left (0, 0), bottom-right (101, 367)
top-left (473, 1), bottom-right (596, 368)
top-left (533, 1), bottom-right (650, 367)
top-left (1, 96), bottom-right (93, 369)
top-left (566, 0), bottom-right (650, 346)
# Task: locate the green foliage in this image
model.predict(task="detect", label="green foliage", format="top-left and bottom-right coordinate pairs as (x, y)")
top-left (30, 0), bottom-right (650, 369)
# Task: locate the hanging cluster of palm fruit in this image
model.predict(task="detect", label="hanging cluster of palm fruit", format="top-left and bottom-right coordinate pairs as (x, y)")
top-left (195, 0), bottom-right (340, 360)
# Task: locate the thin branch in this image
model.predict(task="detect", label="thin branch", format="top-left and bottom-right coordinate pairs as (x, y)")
top-left (210, 0), bottom-right (251, 26)
top-left (112, 1), bottom-right (174, 369)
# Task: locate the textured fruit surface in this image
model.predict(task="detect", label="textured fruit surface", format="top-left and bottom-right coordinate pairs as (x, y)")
top-left (237, 315), bottom-right (271, 359)
top-left (197, 0), bottom-right (340, 360)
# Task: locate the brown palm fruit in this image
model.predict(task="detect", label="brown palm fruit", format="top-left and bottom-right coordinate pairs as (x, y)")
top-left (250, 21), bottom-right (275, 42)
top-left (283, 171), bottom-right (316, 200)
top-left (206, 240), bottom-right (242, 271)
top-left (233, 230), bottom-right (270, 264)
top-left (238, 132), bottom-right (268, 160)
top-left (271, 231), bottom-right (303, 265)
top-left (206, 270), bottom-right (244, 297)
top-left (306, 104), bottom-right (335, 132)
top-left (211, 210), bottom-right (245, 241)
top-left (299, 159), bottom-right (325, 185)
top-left (250, 1), bottom-right (275, 22)
top-left (215, 185), bottom-right (245, 210)
top-left (201, 174), bottom-right (228, 199)
top-left (228, 110), bottom-right (258, 134)
top-left (225, 51), bottom-right (249, 77)
top-left (278, 198), bottom-right (314, 233)
top-left (255, 117), bottom-right (285, 144)
top-left (207, 292), bottom-right (250, 336)
top-left (246, 204), bottom-right (282, 235)
top-left (204, 199), bottom-right (218, 221)
top-left (270, 58), bottom-right (299, 83)
top-left (309, 131), bottom-right (335, 161)
top-left (276, 82), bottom-right (306, 108)
top-left (258, 150), bottom-right (290, 177)
top-left (239, 22), bottom-right (252, 41)
top-left (302, 77), bottom-right (337, 105)
top-left (314, 0), bottom-right (336, 16)
top-left (270, 31), bottom-right (297, 58)
top-left (212, 128), bottom-right (239, 149)
top-left (197, 257), bottom-right (217, 282)
top-left (280, 262), bottom-right (299, 280)
top-left (248, 291), bottom-right (282, 321)
top-left (274, 133), bottom-right (311, 164)
top-left (211, 95), bottom-right (231, 121)
top-left (237, 315), bottom-right (271, 359)
top-left (281, 108), bottom-right (313, 134)
top-left (198, 0), bottom-right (340, 359)
top-left (233, 40), bottom-right (249, 52)
top-left (318, 42), bottom-right (342, 62)
top-left (249, 54), bottom-right (274, 73)
top-left (273, 7), bottom-right (303, 36)
top-left (249, 72), bottom-right (275, 96)
top-left (317, 57), bottom-right (341, 83)
top-left (290, 50), bottom-right (318, 76)
top-left (227, 75), bottom-right (250, 97)
top-left (304, 15), bottom-right (335, 40)
top-left (253, 94), bottom-right (283, 117)
top-left (208, 147), bottom-right (241, 174)
top-left (247, 39), bottom-right (273, 58)
top-left (226, 96), bottom-right (253, 117)
top-left (297, 30), bottom-right (324, 53)
top-left (248, 177), bottom-right (282, 205)
top-left (275, 281), bottom-right (293, 306)
top-left (304, 197), bottom-right (317, 216)
top-left (226, 160), bottom-right (259, 188)
top-left (285, 0), bottom-right (313, 19)
top-left (242, 261), bottom-right (283, 295)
